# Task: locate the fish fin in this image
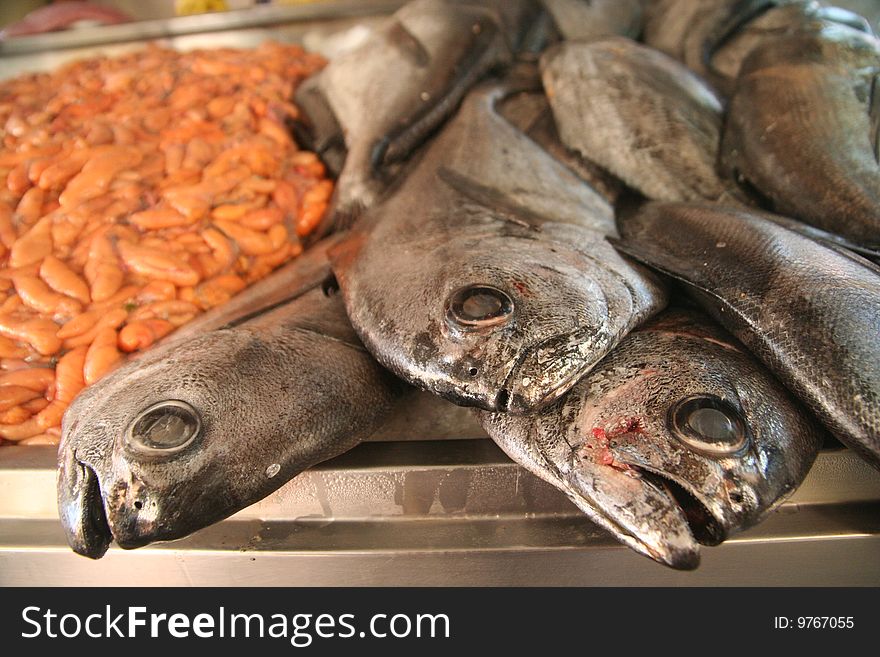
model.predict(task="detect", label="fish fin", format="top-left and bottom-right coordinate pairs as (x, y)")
top-left (386, 19), bottom-right (430, 67)
top-left (608, 236), bottom-right (725, 302)
top-left (699, 0), bottom-right (775, 79)
top-left (291, 80), bottom-right (346, 177)
top-left (380, 14), bottom-right (507, 166)
top-left (870, 72), bottom-right (880, 164)
top-left (817, 6), bottom-right (874, 35)
top-left (437, 166), bottom-right (545, 230)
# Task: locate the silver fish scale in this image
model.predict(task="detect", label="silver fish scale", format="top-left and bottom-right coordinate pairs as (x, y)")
top-left (721, 25), bottom-right (880, 247)
top-left (619, 202), bottom-right (880, 470)
top-left (541, 37), bottom-right (727, 204)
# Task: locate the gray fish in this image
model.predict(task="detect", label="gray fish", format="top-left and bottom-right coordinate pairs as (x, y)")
top-left (497, 86), bottom-right (625, 205)
top-left (58, 276), bottom-right (403, 559)
top-left (540, 38), bottom-right (732, 204)
top-left (643, 0), bottom-right (872, 96)
top-left (480, 309), bottom-right (824, 570)
top-left (293, 0), bottom-right (541, 228)
top-left (616, 201), bottom-right (880, 470)
top-left (720, 23), bottom-right (880, 247)
top-left (540, 0), bottom-right (645, 42)
top-left (331, 81), bottom-right (667, 414)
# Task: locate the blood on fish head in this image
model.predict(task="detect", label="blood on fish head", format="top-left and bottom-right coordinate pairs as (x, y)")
top-left (481, 309), bottom-right (823, 569)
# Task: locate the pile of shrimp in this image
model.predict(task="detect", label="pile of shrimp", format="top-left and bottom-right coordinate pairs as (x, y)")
top-left (0, 42), bottom-right (332, 446)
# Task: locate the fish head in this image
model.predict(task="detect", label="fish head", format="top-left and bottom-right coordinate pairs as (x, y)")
top-left (482, 310), bottom-right (823, 569)
top-left (58, 324), bottom-right (344, 558)
top-left (336, 221), bottom-right (657, 414)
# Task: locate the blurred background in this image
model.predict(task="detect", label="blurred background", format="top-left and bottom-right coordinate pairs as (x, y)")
top-left (0, 1), bottom-right (330, 30)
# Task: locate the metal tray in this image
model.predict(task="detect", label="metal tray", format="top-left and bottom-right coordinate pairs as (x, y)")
top-left (0, 3), bottom-right (879, 586)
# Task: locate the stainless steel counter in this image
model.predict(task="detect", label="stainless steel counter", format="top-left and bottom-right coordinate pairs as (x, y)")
top-left (1, 2), bottom-right (879, 586)
top-left (2, 391), bottom-right (879, 586)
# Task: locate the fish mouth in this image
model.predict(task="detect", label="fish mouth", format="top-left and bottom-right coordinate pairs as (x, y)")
top-left (57, 452), bottom-right (112, 560)
top-left (501, 327), bottom-right (610, 414)
top-left (564, 452), bottom-right (713, 570)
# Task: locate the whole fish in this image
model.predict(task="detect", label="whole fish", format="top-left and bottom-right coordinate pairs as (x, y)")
top-left (293, 0), bottom-right (542, 229)
top-left (720, 23), bottom-right (880, 247)
top-left (480, 309), bottom-right (824, 570)
top-left (540, 38), bottom-right (732, 204)
top-left (643, 0), bottom-right (872, 96)
top-left (540, 0), bottom-right (645, 42)
top-left (331, 81), bottom-right (667, 414)
top-left (616, 202), bottom-right (880, 470)
top-left (58, 277), bottom-right (404, 559)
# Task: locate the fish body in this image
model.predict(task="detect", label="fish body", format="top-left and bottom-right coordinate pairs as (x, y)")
top-left (616, 202), bottom-right (880, 469)
top-left (643, 1), bottom-right (873, 94)
top-left (480, 308), bottom-right (824, 569)
top-left (58, 275), bottom-right (403, 559)
top-left (720, 24), bottom-right (880, 247)
top-left (294, 0), bottom-right (541, 228)
top-left (331, 81), bottom-right (666, 414)
top-left (541, 38), bottom-right (730, 204)
top-left (497, 86), bottom-right (625, 205)
top-left (540, 0), bottom-right (645, 41)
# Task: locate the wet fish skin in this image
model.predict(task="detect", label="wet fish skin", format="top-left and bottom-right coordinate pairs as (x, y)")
top-left (616, 201), bottom-right (880, 470)
top-left (58, 281), bottom-right (404, 559)
top-left (540, 0), bottom-right (645, 42)
top-left (294, 0), bottom-right (541, 229)
top-left (480, 309), bottom-right (824, 570)
top-left (706, 1), bottom-right (874, 96)
top-left (331, 81), bottom-right (667, 414)
top-left (720, 24), bottom-right (880, 247)
top-left (643, 1), bottom-right (872, 96)
top-left (497, 87), bottom-right (625, 205)
top-left (540, 38), bottom-right (731, 204)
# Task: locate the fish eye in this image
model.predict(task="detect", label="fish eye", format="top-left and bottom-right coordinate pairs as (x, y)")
top-left (446, 285), bottom-right (513, 330)
top-left (126, 400), bottom-right (201, 455)
top-left (668, 395), bottom-right (748, 457)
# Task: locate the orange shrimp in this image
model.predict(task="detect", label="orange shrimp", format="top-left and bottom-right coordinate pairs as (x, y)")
top-left (194, 273), bottom-right (246, 309)
top-left (83, 327), bottom-right (122, 386)
top-left (240, 206), bottom-right (283, 230)
top-left (213, 219), bottom-right (276, 256)
top-left (117, 319), bottom-right (175, 352)
top-left (0, 385), bottom-right (41, 412)
top-left (14, 185), bottom-right (43, 225)
top-left (39, 255), bottom-right (91, 304)
top-left (0, 367), bottom-right (54, 392)
top-left (116, 240), bottom-right (200, 287)
top-left (7, 162), bottom-right (31, 196)
top-left (59, 145), bottom-right (143, 208)
top-left (136, 280), bottom-right (177, 303)
top-left (37, 150), bottom-right (89, 190)
top-left (84, 230), bottom-right (123, 302)
top-left (13, 273), bottom-right (82, 318)
top-left (0, 315), bottom-right (61, 356)
top-left (0, 335), bottom-right (30, 359)
top-left (0, 204), bottom-right (17, 249)
top-left (128, 300), bottom-right (198, 326)
top-left (8, 215), bottom-right (52, 267)
top-left (61, 307), bottom-right (127, 349)
top-left (129, 207), bottom-right (194, 230)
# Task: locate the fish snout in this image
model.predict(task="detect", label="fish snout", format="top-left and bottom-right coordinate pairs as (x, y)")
top-left (502, 327), bottom-right (611, 414)
top-left (566, 449), bottom-right (703, 570)
top-left (57, 449), bottom-right (112, 559)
